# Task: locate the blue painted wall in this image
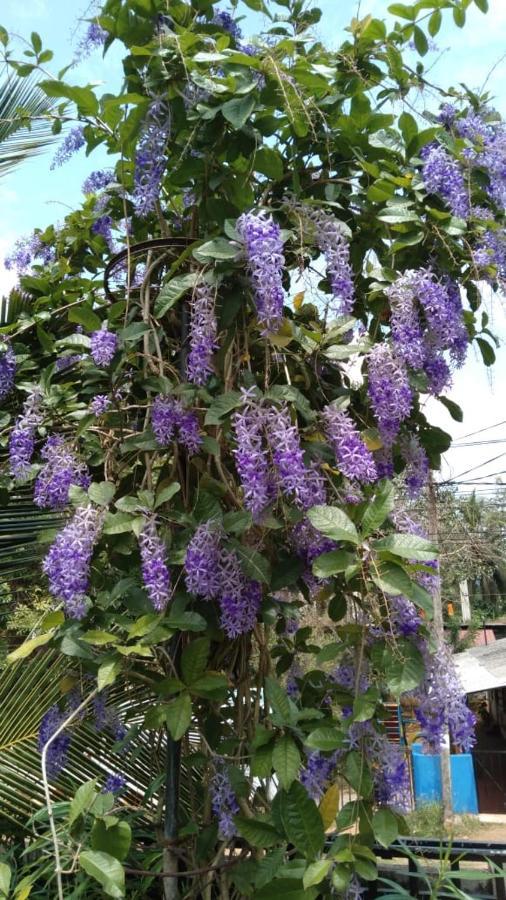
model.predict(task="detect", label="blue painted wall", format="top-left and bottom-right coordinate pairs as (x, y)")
top-left (411, 745), bottom-right (479, 814)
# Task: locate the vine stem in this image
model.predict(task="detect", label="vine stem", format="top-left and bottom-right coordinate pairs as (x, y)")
top-left (40, 688), bottom-right (99, 900)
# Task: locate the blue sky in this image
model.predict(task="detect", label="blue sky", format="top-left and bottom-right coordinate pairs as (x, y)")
top-left (0, 0), bottom-right (505, 491)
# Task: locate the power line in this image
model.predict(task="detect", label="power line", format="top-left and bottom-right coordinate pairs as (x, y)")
top-left (440, 452), bottom-right (506, 484)
top-left (457, 419), bottom-right (506, 440)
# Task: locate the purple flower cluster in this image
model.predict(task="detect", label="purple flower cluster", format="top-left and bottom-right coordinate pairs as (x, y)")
top-left (43, 504), bottom-right (105, 618)
top-left (103, 773), bottom-right (126, 795)
top-left (331, 659), bottom-right (369, 694)
top-left (152, 395), bottom-right (202, 454)
top-left (421, 142), bottom-right (469, 218)
top-left (346, 721), bottom-right (411, 813)
top-left (82, 169), bottom-right (114, 194)
top-left (133, 97), bottom-right (171, 217)
top-left (90, 394), bottom-right (111, 416)
top-left (92, 214), bottom-right (114, 249)
top-left (415, 642), bottom-right (476, 752)
top-left (4, 231), bottom-right (54, 273)
top-left (268, 405), bottom-right (326, 510)
top-left (232, 392), bottom-right (276, 519)
top-left (210, 761), bottom-right (239, 839)
top-left (237, 211), bottom-right (285, 333)
top-left (185, 521), bottom-right (262, 637)
top-left (50, 126), bottom-right (85, 170)
top-left (0, 345), bottom-right (16, 401)
top-left (55, 353), bottom-right (82, 372)
top-left (138, 515), bottom-right (171, 612)
top-left (310, 209), bottom-right (355, 316)
top-left (34, 435), bottom-right (90, 509)
top-left (286, 660), bottom-right (302, 699)
top-left (300, 751), bottom-right (338, 801)
top-left (290, 517), bottom-right (336, 593)
top-left (77, 21), bottom-right (107, 58)
top-left (38, 705), bottom-right (71, 779)
top-left (345, 876), bottom-right (367, 900)
top-left (389, 595), bottom-right (422, 637)
top-left (474, 228), bottom-right (506, 281)
top-left (90, 327), bottom-right (118, 366)
top-left (400, 436), bottom-right (429, 498)
top-left (367, 343), bottom-right (412, 447)
top-left (322, 404), bottom-right (377, 483)
top-left (9, 389), bottom-right (43, 481)
top-left (212, 10), bottom-right (242, 39)
top-left (187, 282), bottom-right (218, 385)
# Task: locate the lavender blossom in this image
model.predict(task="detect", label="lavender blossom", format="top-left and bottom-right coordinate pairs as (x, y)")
top-left (9, 389), bottom-right (43, 480)
top-left (43, 504), bottom-right (105, 618)
top-left (237, 211), bottom-right (285, 333)
top-left (55, 353), bottom-right (82, 372)
top-left (4, 231), bottom-right (54, 273)
top-left (38, 705), bottom-right (71, 779)
top-left (138, 515), bottom-right (171, 612)
top-left (291, 517), bottom-right (336, 592)
top-left (90, 394), bottom-right (111, 416)
top-left (310, 209), bottom-right (355, 316)
top-left (387, 277), bottom-right (426, 369)
top-left (133, 98), bottom-right (171, 217)
top-left (345, 876), bottom-right (367, 900)
top-left (187, 282), bottom-right (218, 385)
top-left (389, 595), bottom-right (422, 637)
top-left (300, 751), bottom-right (337, 801)
top-left (367, 343), bottom-right (412, 447)
top-left (286, 660), bottom-right (302, 699)
top-left (90, 327), bottom-right (117, 366)
top-left (77, 21), bottom-right (107, 58)
top-left (50, 126), bottom-right (85, 170)
top-left (212, 10), bottom-right (242, 39)
top-left (82, 169), bottom-right (115, 194)
top-left (103, 773), bottom-right (126, 795)
top-left (322, 404), bottom-right (377, 483)
top-left (185, 521), bottom-right (223, 599)
top-left (92, 214), bottom-right (114, 249)
top-left (346, 721), bottom-right (411, 813)
top-left (232, 392), bottom-right (275, 519)
top-left (421, 142), bottom-right (469, 218)
top-left (219, 575), bottom-right (262, 638)
top-left (0, 345), bottom-right (16, 401)
top-left (34, 435), bottom-right (90, 509)
top-left (415, 642), bottom-right (476, 752)
top-left (400, 436), bottom-right (429, 498)
top-left (210, 762), bottom-right (239, 839)
top-left (152, 395), bottom-right (202, 455)
top-left (266, 405), bottom-right (326, 509)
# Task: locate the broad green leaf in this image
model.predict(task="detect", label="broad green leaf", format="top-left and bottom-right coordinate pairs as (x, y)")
top-left (307, 505), bottom-right (359, 544)
top-left (91, 820), bottom-right (132, 861)
top-left (373, 533), bottom-right (437, 561)
top-left (204, 391), bottom-right (242, 425)
top-left (0, 862), bottom-right (11, 897)
top-left (41, 611), bottom-right (65, 630)
top-left (387, 3), bottom-right (415, 18)
top-left (272, 735), bottom-right (300, 789)
top-left (79, 851), bottom-right (125, 898)
top-left (165, 693), bottom-right (192, 740)
top-left (399, 111), bottom-right (417, 146)
top-left (68, 304), bottom-right (102, 332)
top-left (386, 642), bottom-right (424, 696)
top-left (344, 751), bottom-right (373, 798)
top-left (154, 273), bottom-right (198, 317)
top-left (477, 337), bottom-right (495, 366)
top-left (193, 238), bottom-right (238, 263)
top-left (235, 816), bottom-right (280, 848)
top-left (278, 781), bottom-right (325, 859)
top-left (319, 783), bottom-right (340, 830)
top-left (372, 562), bottom-right (415, 597)
top-left (221, 94), bottom-right (256, 129)
top-left (265, 676), bottom-right (294, 724)
top-left (69, 779), bottom-right (98, 826)
top-left (181, 637), bottom-right (210, 685)
top-left (98, 658), bottom-right (122, 691)
top-left (428, 9), bottom-right (442, 35)
top-left (372, 808), bottom-right (399, 848)
top-left (438, 396), bottom-right (463, 422)
top-left (474, 0), bottom-right (488, 10)
top-left (251, 743), bottom-right (273, 778)
top-left (303, 859), bottom-right (331, 889)
top-left (361, 481), bottom-right (395, 536)
top-left (88, 482), bottom-right (115, 507)
top-left (155, 482), bottom-right (181, 508)
top-left (305, 727), bottom-right (343, 751)
top-left (233, 544), bottom-right (271, 584)
top-left (82, 630), bottom-right (120, 646)
top-left (255, 147), bottom-right (284, 180)
top-left (315, 642), bottom-right (342, 665)
top-left (312, 549), bottom-right (356, 578)
top-left (7, 630), bottom-right (53, 662)
top-left (254, 881), bottom-right (318, 900)
top-left (102, 512), bottom-right (134, 535)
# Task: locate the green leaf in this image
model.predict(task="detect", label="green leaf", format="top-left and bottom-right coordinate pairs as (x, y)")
top-left (412, 25), bottom-right (428, 56)
top-left (312, 549), bottom-right (356, 578)
top-left (265, 676), bottom-right (294, 724)
top-left (234, 544), bottom-right (271, 584)
top-left (255, 147), bottom-right (284, 180)
top-left (82, 630), bottom-right (120, 646)
top-left (221, 94), bottom-right (256, 129)
top-left (474, 0), bottom-right (488, 11)
top-left (98, 658), bottom-right (122, 691)
top-left (428, 9), bottom-right (442, 35)
top-left (190, 672), bottom-right (228, 698)
top-left (204, 391), bottom-right (242, 425)
top-left (251, 743), bottom-right (273, 778)
top-left (303, 859), bottom-right (331, 889)
top-left (235, 816), bottom-right (280, 848)
top-left (91, 820), bottom-right (132, 861)
top-left (0, 862), bottom-right (11, 897)
top-left (437, 396), bottom-right (463, 422)
top-left (154, 273), bottom-right (198, 317)
top-left (399, 111), bottom-right (418, 146)
top-left (69, 779), bottom-right (98, 826)
top-left (165, 693), bottom-right (192, 740)
top-left (272, 735), bottom-right (300, 789)
top-left (80, 850), bottom-right (125, 898)
top-left (305, 727), bottom-right (343, 751)
top-left (315, 642), bottom-right (342, 665)
top-left (377, 206), bottom-right (419, 224)
top-left (477, 337), bottom-right (496, 366)
top-left (372, 808), bottom-right (399, 848)
top-left (68, 304), bottom-right (102, 332)
top-left (344, 751), bottom-right (373, 798)
top-left (453, 6), bottom-right (466, 26)
top-left (386, 642), bottom-right (424, 696)
top-left (181, 637), bottom-right (210, 685)
top-left (88, 482), bottom-right (115, 507)
top-left (361, 481), bottom-right (395, 536)
top-left (193, 238), bottom-right (238, 263)
top-left (372, 562), bottom-right (416, 597)
top-left (278, 781), bottom-right (325, 859)
top-left (7, 630), bottom-right (53, 662)
top-left (155, 482), bottom-right (181, 508)
top-left (102, 512), bottom-right (134, 535)
top-left (222, 510), bottom-right (253, 534)
top-left (373, 533), bottom-right (437, 561)
top-left (387, 3), bottom-right (415, 18)
top-left (254, 882), bottom-right (318, 900)
top-left (307, 506), bottom-right (359, 544)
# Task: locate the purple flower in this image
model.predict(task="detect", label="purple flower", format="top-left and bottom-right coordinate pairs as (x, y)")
top-left (185, 521), bottom-right (223, 599)
top-left (367, 343), bottom-right (412, 447)
top-left (387, 277), bottom-right (426, 370)
top-left (423, 347), bottom-right (451, 395)
top-left (286, 660), bottom-right (302, 699)
top-left (439, 103), bottom-right (457, 127)
top-left (138, 515), bottom-right (171, 612)
top-left (50, 126), bottom-right (85, 170)
top-left (0, 345), bottom-right (16, 402)
top-left (9, 389), bottom-right (43, 481)
top-left (291, 517), bottom-right (336, 593)
top-left (310, 209), bottom-right (354, 316)
top-left (400, 436), bottom-right (429, 499)
top-left (322, 404), bottom-right (377, 483)
top-left (187, 282), bottom-right (218, 385)
top-left (34, 435), bottom-right (90, 509)
top-left (90, 394), bottom-right (111, 416)
top-left (232, 392), bottom-right (276, 520)
top-left (389, 595), bottom-right (422, 637)
top-left (77, 21), bottom-right (107, 58)
top-left (82, 170), bottom-right (114, 194)
top-left (43, 505), bottom-right (105, 618)
top-left (415, 642), bottom-right (476, 752)
top-left (152, 395), bottom-right (202, 455)
top-left (56, 354), bottom-right (82, 372)
top-left (266, 405), bottom-right (326, 510)
top-left (300, 751), bottom-right (337, 801)
top-left (4, 231), bottom-right (54, 273)
top-left (92, 215), bottom-right (114, 249)
top-left (90, 327), bottom-right (117, 367)
top-left (103, 773), bottom-right (126, 795)
top-left (345, 876), bottom-right (367, 900)
top-left (133, 98), bottom-right (171, 217)
top-left (219, 574), bottom-right (262, 638)
top-left (38, 705), bottom-right (71, 779)
top-left (212, 10), bottom-right (242, 40)
top-left (210, 761), bottom-right (239, 839)
top-left (237, 211), bottom-right (285, 333)
top-left (346, 722), bottom-right (411, 813)
top-left (421, 142), bottom-right (469, 218)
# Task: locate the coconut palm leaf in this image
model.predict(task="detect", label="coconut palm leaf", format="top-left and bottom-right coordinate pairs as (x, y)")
top-left (0, 71), bottom-right (58, 177)
top-left (0, 486), bottom-right (63, 582)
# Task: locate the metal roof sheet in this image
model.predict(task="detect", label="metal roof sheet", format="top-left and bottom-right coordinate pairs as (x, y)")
top-left (455, 637), bottom-right (506, 693)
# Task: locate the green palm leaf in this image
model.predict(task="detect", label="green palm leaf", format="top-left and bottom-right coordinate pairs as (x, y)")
top-left (0, 71), bottom-right (58, 177)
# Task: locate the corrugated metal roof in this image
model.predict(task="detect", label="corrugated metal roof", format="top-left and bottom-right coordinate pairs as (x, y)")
top-left (455, 638), bottom-right (506, 694)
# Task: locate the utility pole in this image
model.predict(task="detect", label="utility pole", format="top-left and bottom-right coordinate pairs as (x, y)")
top-left (427, 472), bottom-right (453, 825)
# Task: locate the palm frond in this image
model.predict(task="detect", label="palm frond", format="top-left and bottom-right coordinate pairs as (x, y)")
top-left (0, 288), bottom-right (33, 326)
top-left (0, 486), bottom-right (63, 582)
top-left (0, 71), bottom-right (58, 177)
